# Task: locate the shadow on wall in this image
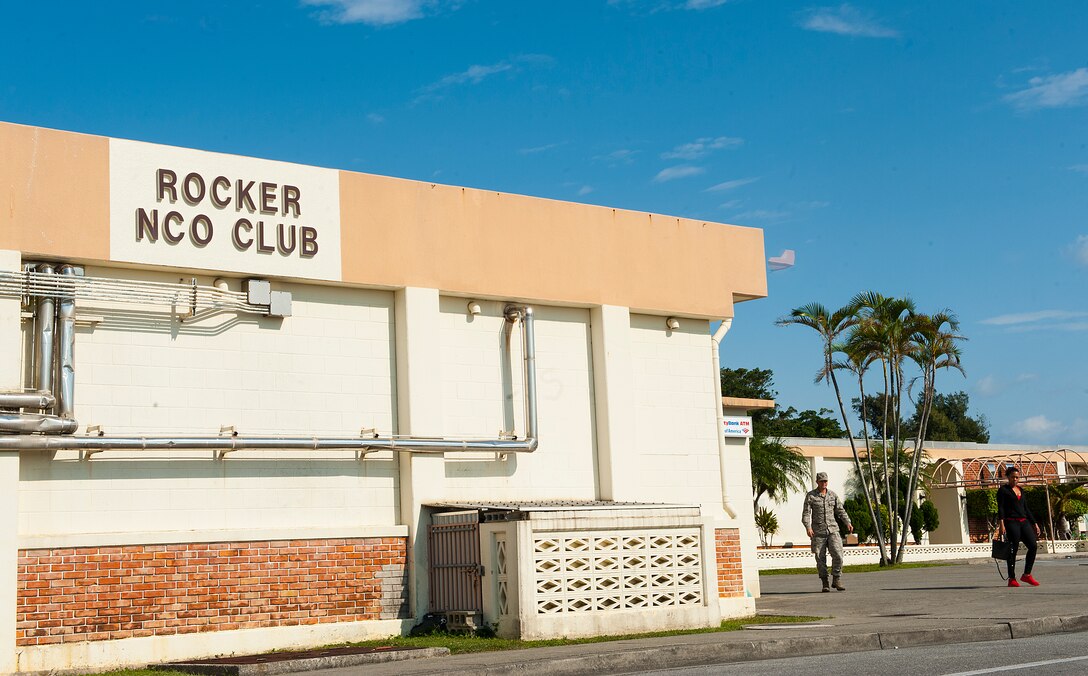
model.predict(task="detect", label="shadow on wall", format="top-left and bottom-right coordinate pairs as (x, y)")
top-left (19, 453), bottom-right (398, 482)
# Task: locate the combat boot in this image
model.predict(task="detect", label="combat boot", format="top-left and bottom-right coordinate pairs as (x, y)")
top-left (832, 576), bottom-right (845, 591)
top-left (820, 577), bottom-right (830, 592)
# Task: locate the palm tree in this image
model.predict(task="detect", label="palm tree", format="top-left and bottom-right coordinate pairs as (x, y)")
top-left (850, 292), bottom-right (917, 562)
top-left (750, 435), bottom-right (811, 510)
top-left (778, 302), bottom-right (889, 564)
top-left (895, 312), bottom-right (963, 560)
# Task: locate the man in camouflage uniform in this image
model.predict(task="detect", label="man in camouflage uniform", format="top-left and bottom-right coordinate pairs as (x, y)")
top-left (801, 471), bottom-right (853, 592)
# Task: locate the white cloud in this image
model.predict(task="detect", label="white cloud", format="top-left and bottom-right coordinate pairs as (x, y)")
top-left (976, 375), bottom-right (1000, 397)
top-left (609, 0), bottom-right (730, 12)
top-left (1069, 164), bottom-right (1088, 174)
top-left (733, 209), bottom-right (790, 222)
top-left (799, 4), bottom-right (898, 38)
top-left (1069, 235), bottom-right (1088, 266)
top-left (661, 136), bottom-right (743, 160)
top-left (302, 0), bottom-right (455, 26)
top-left (653, 165), bottom-right (705, 182)
top-left (718, 199), bottom-right (742, 209)
top-left (594, 149), bottom-right (639, 166)
top-left (705, 177), bottom-right (759, 192)
top-left (366, 113), bottom-right (385, 124)
top-left (415, 55), bottom-right (553, 102)
top-left (577, 185), bottom-right (594, 196)
top-left (976, 373), bottom-right (1037, 397)
top-left (1018, 414), bottom-right (1062, 436)
top-left (519, 142), bottom-right (562, 155)
top-left (1004, 68), bottom-right (1088, 110)
top-left (980, 310), bottom-right (1088, 326)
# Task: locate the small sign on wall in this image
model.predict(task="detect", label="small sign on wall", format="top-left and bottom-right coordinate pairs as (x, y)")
top-left (723, 415), bottom-right (753, 438)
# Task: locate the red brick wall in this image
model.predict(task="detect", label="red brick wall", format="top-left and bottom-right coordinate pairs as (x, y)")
top-left (962, 461), bottom-right (1057, 487)
top-left (17, 537), bottom-right (408, 646)
top-left (714, 528), bottom-right (744, 598)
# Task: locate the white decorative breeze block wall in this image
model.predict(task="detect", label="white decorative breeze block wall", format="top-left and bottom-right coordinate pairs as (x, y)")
top-left (532, 529), bottom-right (703, 614)
top-left (18, 266), bottom-right (399, 539)
top-left (438, 298), bottom-right (597, 501)
top-left (629, 315), bottom-right (721, 508)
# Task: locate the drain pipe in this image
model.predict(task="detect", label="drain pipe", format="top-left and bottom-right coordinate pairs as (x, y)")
top-left (55, 264), bottom-right (79, 419)
top-left (508, 306), bottom-right (538, 442)
top-left (712, 318), bottom-right (738, 519)
top-left (34, 263), bottom-right (57, 403)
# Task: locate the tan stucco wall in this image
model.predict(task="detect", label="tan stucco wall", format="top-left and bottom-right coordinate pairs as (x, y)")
top-left (0, 123), bottom-right (109, 261)
top-left (0, 121), bottom-right (766, 318)
top-left (339, 172), bottom-right (766, 318)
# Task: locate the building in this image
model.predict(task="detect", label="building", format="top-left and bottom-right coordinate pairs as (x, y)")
top-left (0, 121), bottom-right (768, 672)
top-left (754, 437), bottom-right (1088, 568)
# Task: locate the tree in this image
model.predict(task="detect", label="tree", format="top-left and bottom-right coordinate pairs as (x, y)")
top-left (965, 488), bottom-right (998, 536)
top-left (754, 507), bottom-right (780, 547)
top-left (777, 302), bottom-right (889, 564)
top-left (762, 406), bottom-right (845, 438)
top-left (750, 436), bottom-right (810, 510)
top-left (720, 367), bottom-right (844, 438)
top-left (903, 392), bottom-right (989, 443)
top-left (720, 367), bottom-right (776, 401)
top-left (844, 497), bottom-right (874, 543)
top-left (784, 293), bottom-right (972, 565)
top-left (909, 500), bottom-right (940, 543)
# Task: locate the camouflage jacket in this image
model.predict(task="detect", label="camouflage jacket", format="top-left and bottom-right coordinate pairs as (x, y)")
top-left (801, 488), bottom-right (851, 534)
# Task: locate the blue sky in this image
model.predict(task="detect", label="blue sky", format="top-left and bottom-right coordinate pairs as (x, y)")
top-left (3, 1), bottom-right (1087, 444)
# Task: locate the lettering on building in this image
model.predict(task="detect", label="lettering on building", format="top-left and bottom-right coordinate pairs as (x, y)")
top-left (134, 169), bottom-right (319, 258)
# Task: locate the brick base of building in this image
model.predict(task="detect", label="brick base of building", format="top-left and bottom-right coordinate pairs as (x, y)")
top-left (714, 528), bottom-right (744, 597)
top-left (17, 537), bottom-right (409, 646)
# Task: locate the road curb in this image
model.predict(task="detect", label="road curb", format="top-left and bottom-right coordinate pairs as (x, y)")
top-left (155, 647), bottom-right (450, 675)
top-left (412, 614), bottom-right (1088, 676)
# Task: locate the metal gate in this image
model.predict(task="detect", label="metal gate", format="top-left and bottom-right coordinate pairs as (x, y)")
top-left (428, 511), bottom-right (483, 613)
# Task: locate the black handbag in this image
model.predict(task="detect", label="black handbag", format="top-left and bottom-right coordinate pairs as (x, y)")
top-left (991, 536), bottom-right (1010, 560)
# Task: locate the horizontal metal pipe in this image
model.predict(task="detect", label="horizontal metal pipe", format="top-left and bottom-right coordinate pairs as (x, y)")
top-left (0, 434), bottom-right (537, 453)
top-left (0, 304), bottom-right (539, 456)
top-left (0, 413), bottom-right (79, 435)
top-left (0, 392), bottom-right (57, 410)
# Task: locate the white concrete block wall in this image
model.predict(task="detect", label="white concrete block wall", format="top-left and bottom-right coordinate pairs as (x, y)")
top-left (629, 314), bottom-right (722, 508)
top-left (17, 266), bottom-right (399, 539)
top-left (437, 298), bottom-right (598, 501)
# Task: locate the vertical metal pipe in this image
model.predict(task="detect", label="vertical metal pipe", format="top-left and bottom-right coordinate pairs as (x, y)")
top-left (56, 265), bottom-right (77, 418)
top-left (34, 263), bottom-right (56, 400)
top-left (520, 307), bottom-right (538, 441)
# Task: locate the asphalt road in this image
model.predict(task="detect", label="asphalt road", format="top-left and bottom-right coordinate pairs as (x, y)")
top-left (633, 631), bottom-right (1088, 675)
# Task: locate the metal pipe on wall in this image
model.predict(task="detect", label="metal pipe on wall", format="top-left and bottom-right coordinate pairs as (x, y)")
top-left (0, 392), bottom-right (56, 410)
top-left (0, 413), bottom-right (79, 434)
top-left (712, 318), bottom-right (739, 519)
top-left (55, 264), bottom-right (79, 419)
top-left (0, 303), bottom-right (540, 456)
top-left (34, 263), bottom-right (56, 400)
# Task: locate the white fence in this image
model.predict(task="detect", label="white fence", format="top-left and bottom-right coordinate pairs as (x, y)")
top-left (757, 541), bottom-right (1082, 569)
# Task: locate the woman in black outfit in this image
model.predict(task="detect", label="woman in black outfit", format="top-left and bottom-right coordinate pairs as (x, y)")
top-left (995, 466), bottom-right (1040, 587)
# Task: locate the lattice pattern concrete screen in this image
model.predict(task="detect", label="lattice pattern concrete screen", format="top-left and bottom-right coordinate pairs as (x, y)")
top-left (532, 529), bottom-right (703, 614)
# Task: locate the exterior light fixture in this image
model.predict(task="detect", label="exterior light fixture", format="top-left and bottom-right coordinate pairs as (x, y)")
top-left (666, 317), bottom-right (680, 330)
top-left (467, 301), bottom-right (482, 316)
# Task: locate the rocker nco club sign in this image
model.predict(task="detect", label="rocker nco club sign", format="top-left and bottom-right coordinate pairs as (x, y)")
top-left (109, 139), bottom-right (342, 281)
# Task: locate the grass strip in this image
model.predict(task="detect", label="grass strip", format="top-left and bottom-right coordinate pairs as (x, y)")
top-left (90, 613), bottom-right (824, 674)
top-left (761, 561), bottom-right (957, 576)
top-left (329, 614), bottom-right (824, 655)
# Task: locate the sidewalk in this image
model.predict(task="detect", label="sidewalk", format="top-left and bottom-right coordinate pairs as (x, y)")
top-left (288, 553), bottom-right (1088, 676)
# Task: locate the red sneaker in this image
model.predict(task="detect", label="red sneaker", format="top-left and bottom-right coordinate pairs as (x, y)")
top-left (1021, 574), bottom-right (1040, 586)
top-left (1008, 578), bottom-right (1020, 587)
